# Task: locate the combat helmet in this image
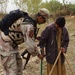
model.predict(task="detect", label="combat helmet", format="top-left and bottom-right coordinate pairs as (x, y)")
top-left (38, 8), bottom-right (50, 21)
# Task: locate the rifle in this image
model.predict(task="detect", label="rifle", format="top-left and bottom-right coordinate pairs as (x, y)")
top-left (21, 49), bottom-right (31, 69)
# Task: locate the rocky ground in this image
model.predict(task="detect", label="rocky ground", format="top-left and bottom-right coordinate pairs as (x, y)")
top-left (0, 16), bottom-right (75, 75)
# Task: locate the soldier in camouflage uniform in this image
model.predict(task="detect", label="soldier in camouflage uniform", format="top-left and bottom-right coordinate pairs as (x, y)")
top-left (0, 18), bottom-right (24, 75)
top-left (30, 8), bottom-right (50, 39)
top-left (0, 37), bottom-right (23, 75)
top-left (0, 17), bottom-right (36, 75)
top-left (21, 8), bottom-right (50, 68)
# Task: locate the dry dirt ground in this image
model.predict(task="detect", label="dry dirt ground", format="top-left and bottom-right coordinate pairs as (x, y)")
top-left (0, 16), bottom-right (75, 75)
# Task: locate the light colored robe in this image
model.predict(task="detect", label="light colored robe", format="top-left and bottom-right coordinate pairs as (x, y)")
top-left (47, 28), bottom-right (66, 75)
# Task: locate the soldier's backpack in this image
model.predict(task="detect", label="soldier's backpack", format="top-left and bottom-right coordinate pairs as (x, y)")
top-left (0, 9), bottom-right (28, 35)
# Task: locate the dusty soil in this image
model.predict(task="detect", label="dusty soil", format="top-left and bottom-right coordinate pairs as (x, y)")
top-left (0, 16), bottom-right (75, 75)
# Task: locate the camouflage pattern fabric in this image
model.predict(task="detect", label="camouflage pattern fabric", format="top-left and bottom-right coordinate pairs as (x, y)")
top-left (0, 17), bottom-right (40, 75)
top-left (0, 36), bottom-right (23, 75)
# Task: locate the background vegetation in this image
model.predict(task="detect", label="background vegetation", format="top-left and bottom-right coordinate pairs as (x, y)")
top-left (0, 0), bottom-right (75, 18)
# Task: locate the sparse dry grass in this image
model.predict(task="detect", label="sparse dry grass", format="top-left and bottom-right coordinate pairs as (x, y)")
top-left (0, 16), bottom-right (75, 75)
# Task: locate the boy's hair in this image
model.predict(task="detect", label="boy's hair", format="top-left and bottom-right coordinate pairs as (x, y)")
top-left (55, 16), bottom-right (65, 28)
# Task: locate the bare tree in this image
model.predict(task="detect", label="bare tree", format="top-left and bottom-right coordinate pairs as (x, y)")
top-left (0, 0), bottom-right (8, 13)
top-left (13, 0), bottom-right (42, 13)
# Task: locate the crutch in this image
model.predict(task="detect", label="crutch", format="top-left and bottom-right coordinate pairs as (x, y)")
top-left (40, 58), bottom-right (43, 75)
top-left (40, 48), bottom-right (43, 75)
top-left (49, 50), bottom-right (62, 75)
top-left (63, 53), bottom-right (74, 75)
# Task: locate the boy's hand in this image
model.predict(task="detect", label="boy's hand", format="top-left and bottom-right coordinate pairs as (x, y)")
top-left (60, 47), bottom-right (66, 53)
top-left (37, 54), bottom-right (44, 60)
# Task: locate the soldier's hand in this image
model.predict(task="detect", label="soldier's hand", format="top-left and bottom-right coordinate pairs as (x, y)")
top-left (36, 36), bottom-right (41, 41)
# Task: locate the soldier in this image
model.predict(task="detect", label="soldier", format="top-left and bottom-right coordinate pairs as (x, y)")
top-left (0, 18), bottom-right (24, 75)
top-left (21, 8), bottom-right (50, 69)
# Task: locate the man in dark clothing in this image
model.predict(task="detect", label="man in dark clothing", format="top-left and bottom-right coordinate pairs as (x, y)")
top-left (38, 16), bottom-right (69, 75)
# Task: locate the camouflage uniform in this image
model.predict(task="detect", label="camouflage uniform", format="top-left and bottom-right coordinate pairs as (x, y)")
top-left (0, 18), bottom-right (24, 75)
top-left (0, 35), bottom-right (23, 75)
top-left (0, 17), bottom-right (38, 75)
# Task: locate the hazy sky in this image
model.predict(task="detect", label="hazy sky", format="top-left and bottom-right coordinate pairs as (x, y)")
top-left (6, 0), bottom-right (75, 13)
top-left (57, 0), bottom-right (75, 3)
top-left (43, 0), bottom-right (75, 3)
top-left (6, 0), bottom-right (17, 13)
